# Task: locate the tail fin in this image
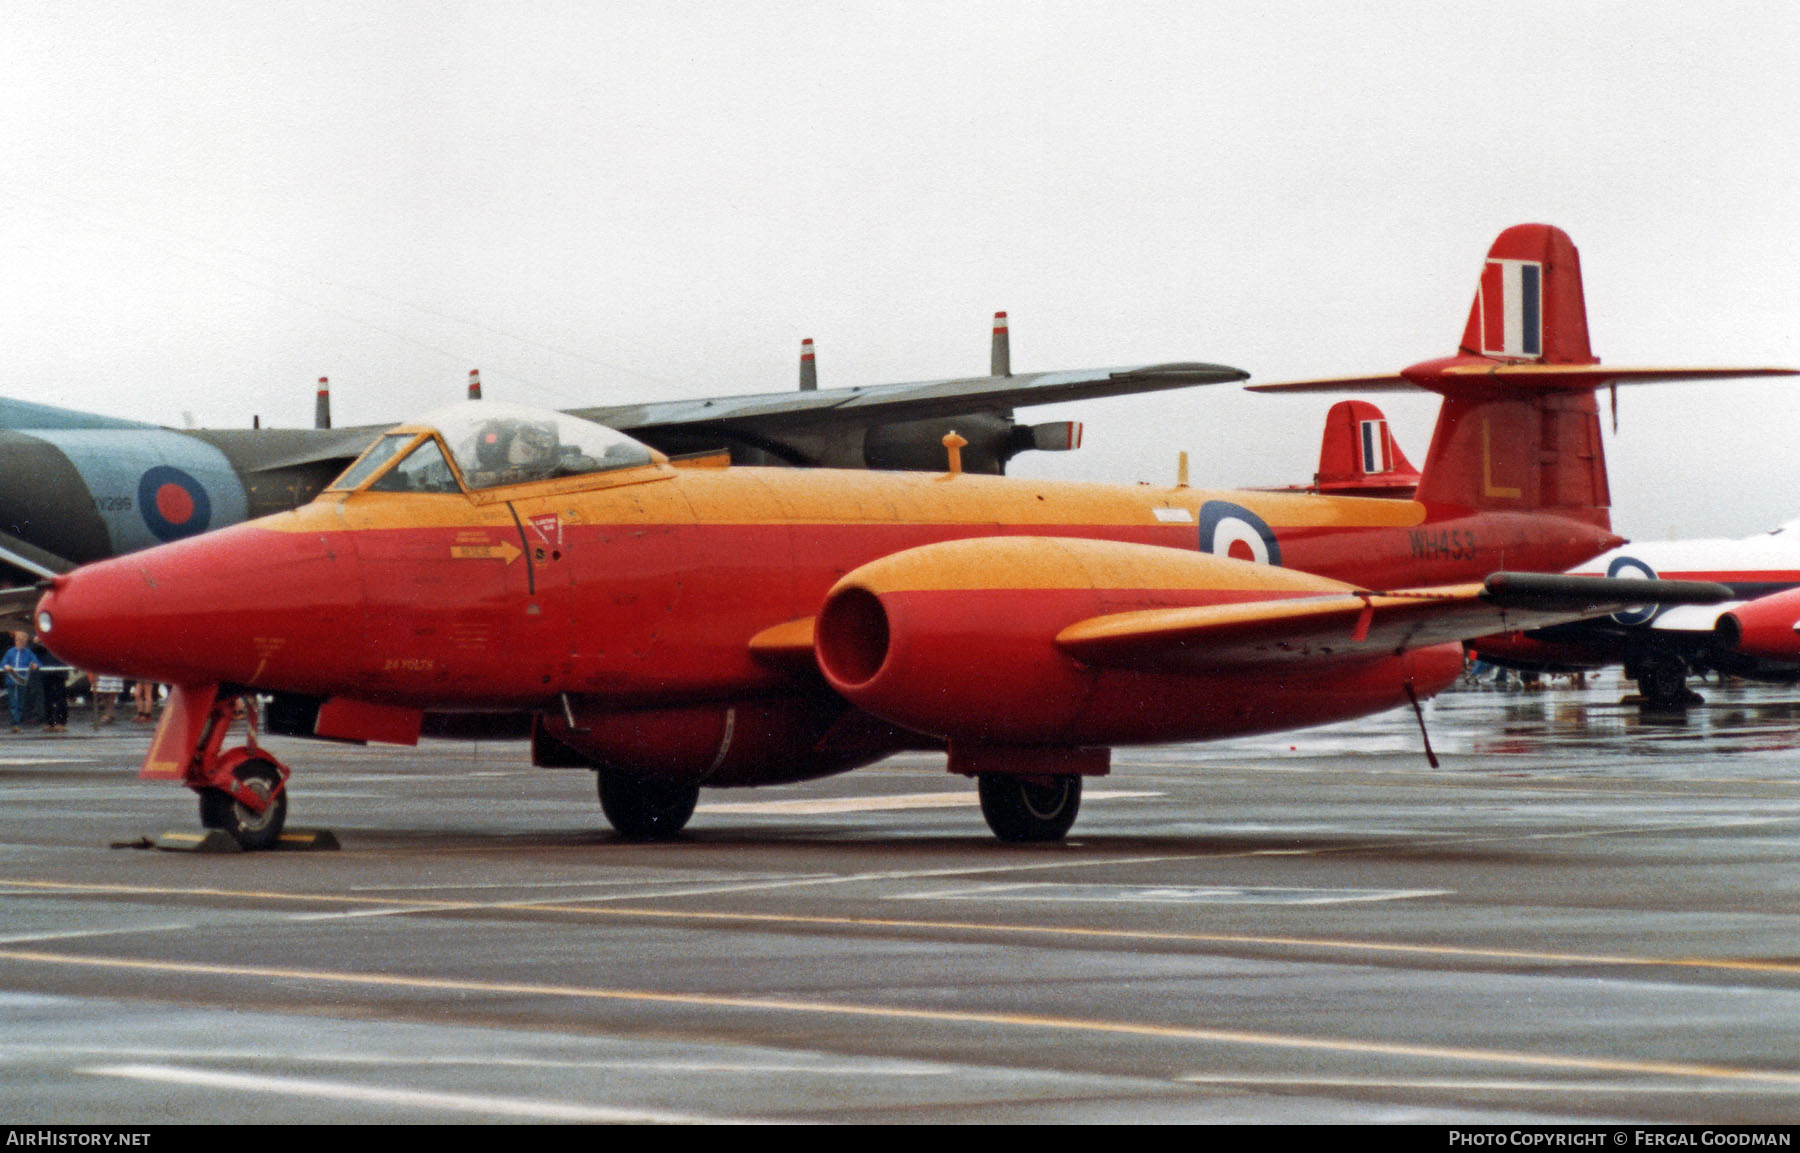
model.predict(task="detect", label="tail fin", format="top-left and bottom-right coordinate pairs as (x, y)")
top-left (1252, 224), bottom-right (1796, 529)
top-left (1458, 223), bottom-right (1593, 364)
top-left (1312, 399), bottom-right (1419, 496)
top-left (1417, 225), bottom-right (1606, 522)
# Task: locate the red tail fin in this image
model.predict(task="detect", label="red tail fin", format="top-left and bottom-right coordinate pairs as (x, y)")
top-left (1458, 223), bottom-right (1594, 364)
top-left (1251, 224), bottom-right (1796, 530)
top-left (1418, 224), bottom-right (1603, 521)
top-left (1313, 399), bottom-right (1419, 496)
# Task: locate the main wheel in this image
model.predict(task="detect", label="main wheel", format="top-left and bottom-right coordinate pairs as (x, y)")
top-left (978, 773), bottom-right (1081, 843)
top-left (198, 757), bottom-right (288, 850)
top-left (596, 771), bottom-right (699, 841)
top-left (1637, 658), bottom-right (1700, 710)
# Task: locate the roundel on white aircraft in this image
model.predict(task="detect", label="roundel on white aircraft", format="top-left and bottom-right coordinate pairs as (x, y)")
top-left (1606, 555), bottom-right (1660, 626)
top-left (1198, 500), bottom-right (1282, 566)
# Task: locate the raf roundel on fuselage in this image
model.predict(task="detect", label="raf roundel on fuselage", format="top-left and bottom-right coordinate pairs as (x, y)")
top-left (327, 401), bottom-right (664, 494)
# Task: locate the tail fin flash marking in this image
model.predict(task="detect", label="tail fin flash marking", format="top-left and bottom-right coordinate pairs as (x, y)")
top-left (1479, 259), bottom-right (1543, 359)
top-left (1360, 419), bottom-right (1391, 474)
top-left (1311, 401), bottom-right (1420, 495)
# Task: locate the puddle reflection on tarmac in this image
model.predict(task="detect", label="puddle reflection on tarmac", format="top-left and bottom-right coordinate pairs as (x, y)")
top-left (1154, 670), bottom-right (1800, 772)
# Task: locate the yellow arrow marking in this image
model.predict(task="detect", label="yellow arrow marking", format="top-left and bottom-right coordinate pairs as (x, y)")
top-left (450, 541), bottom-right (522, 565)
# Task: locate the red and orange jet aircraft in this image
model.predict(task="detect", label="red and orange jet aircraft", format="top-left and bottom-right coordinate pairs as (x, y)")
top-left (32, 225), bottom-right (1777, 849)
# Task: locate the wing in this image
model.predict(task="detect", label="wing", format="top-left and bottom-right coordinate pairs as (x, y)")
top-left (1054, 573), bottom-right (1733, 673)
top-left (576, 362), bottom-right (1247, 433)
top-left (0, 528), bottom-right (74, 582)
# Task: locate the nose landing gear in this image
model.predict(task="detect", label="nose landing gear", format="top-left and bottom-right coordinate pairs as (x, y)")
top-left (145, 685), bottom-right (293, 851)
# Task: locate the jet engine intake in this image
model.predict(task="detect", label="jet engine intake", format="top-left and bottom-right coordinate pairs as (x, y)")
top-left (1716, 589), bottom-right (1800, 662)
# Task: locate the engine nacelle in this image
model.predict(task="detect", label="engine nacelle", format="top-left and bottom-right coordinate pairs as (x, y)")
top-left (1716, 588), bottom-right (1800, 662)
top-left (814, 536), bottom-right (1461, 747)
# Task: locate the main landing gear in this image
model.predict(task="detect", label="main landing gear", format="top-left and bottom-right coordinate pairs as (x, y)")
top-left (953, 745), bottom-right (1103, 843)
top-left (1629, 653), bottom-right (1704, 713)
top-left (596, 770), bottom-right (700, 841)
top-left (150, 686), bottom-right (293, 851)
top-left (977, 773), bottom-right (1082, 843)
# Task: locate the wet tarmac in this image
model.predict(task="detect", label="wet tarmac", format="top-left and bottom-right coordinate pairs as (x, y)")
top-left (2, 672), bottom-right (1799, 1123)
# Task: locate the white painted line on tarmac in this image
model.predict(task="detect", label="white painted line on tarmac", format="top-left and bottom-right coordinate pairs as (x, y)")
top-left (0, 923), bottom-right (197, 945)
top-left (697, 789), bottom-right (1161, 815)
top-left (893, 883), bottom-right (1451, 905)
top-left (40, 1045), bottom-right (945, 1077)
top-left (347, 879), bottom-right (728, 893)
top-left (274, 849), bottom-right (1259, 921)
top-left (82, 1063), bottom-right (742, 1124)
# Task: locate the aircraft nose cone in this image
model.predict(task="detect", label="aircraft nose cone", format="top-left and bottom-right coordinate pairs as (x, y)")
top-left (36, 515), bottom-right (365, 691)
top-left (34, 562), bottom-right (151, 677)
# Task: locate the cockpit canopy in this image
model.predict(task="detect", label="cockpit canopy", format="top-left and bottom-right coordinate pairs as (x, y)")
top-left (329, 401), bottom-right (663, 494)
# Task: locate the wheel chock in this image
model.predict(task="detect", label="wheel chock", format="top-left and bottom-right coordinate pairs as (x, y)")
top-left (275, 828), bottom-right (340, 851)
top-left (154, 830), bottom-right (244, 853)
top-left (151, 828), bottom-right (340, 852)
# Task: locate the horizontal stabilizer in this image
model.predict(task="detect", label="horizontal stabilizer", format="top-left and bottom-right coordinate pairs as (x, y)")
top-left (1247, 374), bottom-right (1413, 394)
top-left (1056, 573), bottom-right (1731, 672)
top-left (1250, 365), bottom-right (1797, 395)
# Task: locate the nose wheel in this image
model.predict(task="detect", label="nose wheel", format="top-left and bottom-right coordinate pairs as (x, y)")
top-left (198, 756), bottom-right (288, 850)
top-left (146, 686), bottom-right (295, 851)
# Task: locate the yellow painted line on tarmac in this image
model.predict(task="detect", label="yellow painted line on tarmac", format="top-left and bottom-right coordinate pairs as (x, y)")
top-left (1178, 1074), bottom-right (1778, 1095)
top-left (515, 904), bottom-right (1800, 977)
top-left (6, 949), bottom-right (1800, 1087)
top-left (3, 876), bottom-right (1799, 978)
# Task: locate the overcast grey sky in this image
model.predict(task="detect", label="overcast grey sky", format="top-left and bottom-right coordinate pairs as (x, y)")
top-left (4, 1), bottom-right (1796, 540)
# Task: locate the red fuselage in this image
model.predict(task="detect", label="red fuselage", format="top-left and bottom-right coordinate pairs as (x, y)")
top-left (35, 461), bottom-right (1617, 785)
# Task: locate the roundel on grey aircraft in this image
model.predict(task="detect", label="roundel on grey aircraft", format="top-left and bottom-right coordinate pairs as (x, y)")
top-left (31, 429), bottom-right (249, 557)
top-left (1606, 555), bottom-right (1660, 625)
top-left (1198, 500), bottom-right (1282, 566)
top-left (137, 465), bottom-right (214, 542)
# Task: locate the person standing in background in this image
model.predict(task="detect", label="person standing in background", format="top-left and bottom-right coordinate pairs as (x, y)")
top-left (32, 635), bottom-right (68, 732)
top-left (3, 633), bottom-right (39, 733)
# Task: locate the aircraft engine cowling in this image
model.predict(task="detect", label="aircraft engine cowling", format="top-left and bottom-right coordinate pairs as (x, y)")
top-left (813, 536), bottom-right (1454, 747)
top-left (1715, 588), bottom-right (1800, 662)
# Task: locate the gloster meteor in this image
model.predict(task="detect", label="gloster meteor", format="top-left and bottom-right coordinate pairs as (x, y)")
top-left (34, 225), bottom-right (1776, 848)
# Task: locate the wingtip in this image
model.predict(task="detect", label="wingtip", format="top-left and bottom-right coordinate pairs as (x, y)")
top-left (1111, 362), bottom-right (1251, 384)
